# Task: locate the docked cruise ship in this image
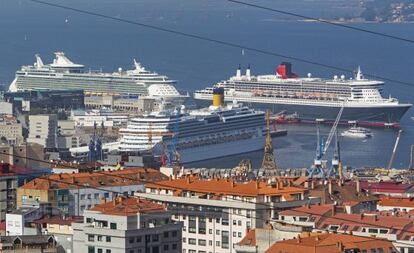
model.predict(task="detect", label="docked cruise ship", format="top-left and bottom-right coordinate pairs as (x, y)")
top-left (118, 92), bottom-right (269, 164)
top-left (9, 52), bottom-right (187, 103)
top-left (194, 63), bottom-right (412, 125)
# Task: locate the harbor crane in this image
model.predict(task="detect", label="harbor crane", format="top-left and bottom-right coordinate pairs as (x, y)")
top-left (308, 105), bottom-right (344, 178)
top-left (387, 129), bottom-right (403, 170)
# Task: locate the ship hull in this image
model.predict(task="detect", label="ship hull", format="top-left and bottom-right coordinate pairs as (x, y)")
top-left (178, 135), bottom-right (266, 164)
top-left (194, 96), bottom-right (411, 123)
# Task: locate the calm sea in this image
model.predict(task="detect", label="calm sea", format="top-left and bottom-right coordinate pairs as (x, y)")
top-left (0, 0), bottom-right (413, 169)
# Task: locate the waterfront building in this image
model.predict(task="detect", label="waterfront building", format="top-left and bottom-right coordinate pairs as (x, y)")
top-left (72, 196), bottom-right (182, 253)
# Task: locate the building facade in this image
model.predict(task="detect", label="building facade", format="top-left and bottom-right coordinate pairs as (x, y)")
top-left (73, 196), bottom-right (182, 253)
top-left (27, 114), bottom-right (58, 149)
top-left (137, 177), bottom-right (317, 253)
top-left (17, 168), bottom-right (167, 216)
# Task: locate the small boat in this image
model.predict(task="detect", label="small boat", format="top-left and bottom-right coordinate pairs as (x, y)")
top-left (341, 126), bottom-right (372, 138)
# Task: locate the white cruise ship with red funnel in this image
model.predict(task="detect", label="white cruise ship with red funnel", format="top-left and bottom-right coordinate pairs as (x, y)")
top-left (194, 62), bottom-right (412, 125)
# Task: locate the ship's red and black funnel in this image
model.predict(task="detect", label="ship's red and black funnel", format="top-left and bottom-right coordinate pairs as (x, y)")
top-left (276, 62), bottom-right (298, 79)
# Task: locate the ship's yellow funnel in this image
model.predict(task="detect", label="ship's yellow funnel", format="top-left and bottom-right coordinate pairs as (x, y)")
top-left (212, 88), bottom-right (224, 107)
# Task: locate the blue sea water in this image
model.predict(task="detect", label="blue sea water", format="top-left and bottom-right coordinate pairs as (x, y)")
top-left (0, 0), bottom-right (413, 169)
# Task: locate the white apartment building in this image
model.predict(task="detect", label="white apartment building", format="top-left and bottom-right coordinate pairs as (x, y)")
top-left (137, 177), bottom-right (316, 253)
top-left (0, 121), bottom-right (23, 145)
top-left (73, 196), bottom-right (182, 253)
top-left (27, 114), bottom-right (58, 149)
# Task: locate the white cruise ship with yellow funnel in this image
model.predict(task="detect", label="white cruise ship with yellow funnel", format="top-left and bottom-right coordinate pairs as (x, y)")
top-left (118, 88), bottom-right (278, 164)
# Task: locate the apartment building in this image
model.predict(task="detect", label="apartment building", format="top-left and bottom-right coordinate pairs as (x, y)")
top-left (17, 168), bottom-right (167, 216)
top-left (137, 176), bottom-right (318, 253)
top-left (73, 196), bottom-right (182, 253)
top-left (27, 114), bottom-right (58, 149)
top-left (0, 163), bottom-right (18, 222)
top-left (0, 119), bottom-right (23, 145)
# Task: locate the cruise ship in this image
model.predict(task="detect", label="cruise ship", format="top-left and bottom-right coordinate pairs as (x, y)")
top-left (118, 90), bottom-right (270, 164)
top-left (194, 62), bottom-right (412, 125)
top-left (9, 52), bottom-right (187, 104)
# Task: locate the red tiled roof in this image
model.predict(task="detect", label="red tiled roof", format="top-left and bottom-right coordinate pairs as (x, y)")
top-left (146, 177), bottom-right (305, 197)
top-left (279, 204), bottom-right (333, 217)
top-left (33, 216), bottom-right (83, 226)
top-left (20, 168), bottom-right (166, 190)
top-left (358, 181), bottom-right (414, 193)
top-left (90, 196), bottom-right (165, 216)
top-left (379, 197), bottom-right (414, 208)
top-left (266, 233), bottom-right (396, 253)
top-left (238, 229), bottom-right (256, 246)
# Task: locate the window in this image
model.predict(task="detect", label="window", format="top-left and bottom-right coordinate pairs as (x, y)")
top-left (209, 240), bottom-right (212, 246)
top-left (238, 220), bottom-right (241, 226)
top-left (216, 230), bottom-right (220, 235)
top-left (368, 228), bottom-right (378, 234)
top-left (129, 237), bottom-right (134, 244)
top-left (97, 235), bottom-right (102, 241)
top-left (106, 236), bottom-right (111, 242)
top-left (233, 220), bottom-right (236, 225)
top-left (97, 249), bottom-right (102, 253)
top-left (86, 218), bottom-right (92, 223)
top-left (164, 231), bottom-right (169, 238)
top-left (198, 239), bottom-right (206, 246)
top-left (379, 229), bottom-right (388, 234)
top-left (104, 193), bottom-right (109, 198)
top-left (163, 245), bottom-right (169, 251)
top-left (88, 234), bottom-right (94, 242)
top-left (189, 216), bottom-right (196, 233)
top-left (87, 194), bottom-right (91, 199)
top-left (247, 221), bottom-right (251, 229)
top-left (233, 232), bottom-right (236, 237)
top-left (80, 194), bottom-right (85, 200)
top-left (189, 238), bottom-right (196, 245)
top-left (172, 231), bottom-right (177, 237)
top-left (216, 241), bottom-right (220, 247)
top-left (152, 234), bottom-right (159, 242)
top-left (106, 250), bottom-right (111, 253)
top-left (209, 229), bottom-right (212, 234)
top-left (88, 246), bottom-right (95, 253)
top-left (94, 193), bottom-right (99, 199)
top-left (238, 232), bottom-right (242, 238)
top-left (172, 244), bottom-right (177, 250)
top-left (110, 223), bottom-right (117, 229)
top-left (199, 217), bottom-right (206, 234)
top-left (222, 231), bottom-right (229, 249)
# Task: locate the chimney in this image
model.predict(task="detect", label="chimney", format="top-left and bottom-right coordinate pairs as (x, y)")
top-left (328, 180), bottom-right (333, 195)
top-left (304, 181), bottom-right (309, 189)
top-left (231, 180), bottom-right (235, 188)
top-left (356, 180), bottom-right (361, 193)
top-left (296, 235), bottom-right (301, 243)
top-left (337, 241), bottom-right (343, 251)
top-left (186, 177), bottom-right (191, 184)
top-left (331, 205), bottom-right (336, 216)
top-left (311, 180), bottom-right (315, 189)
top-left (255, 180), bottom-right (259, 189)
top-left (236, 65), bottom-right (241, 78)
top-left (246, 64), bottom-right (251, 80)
